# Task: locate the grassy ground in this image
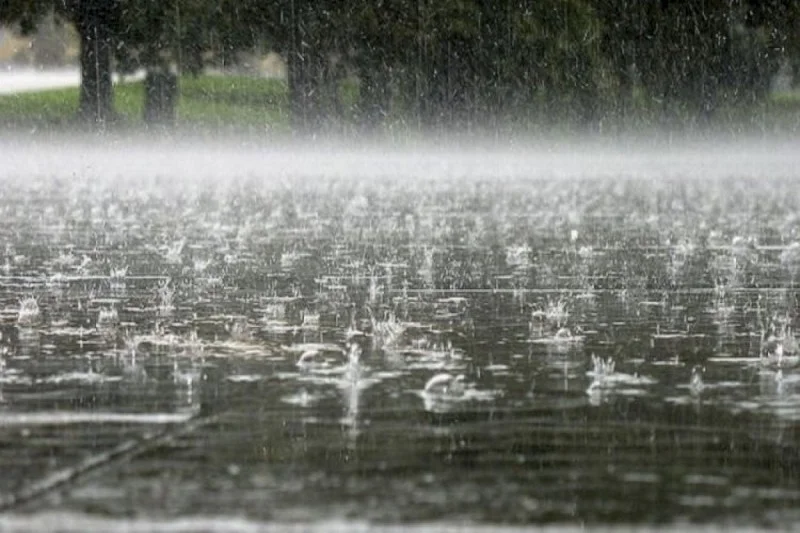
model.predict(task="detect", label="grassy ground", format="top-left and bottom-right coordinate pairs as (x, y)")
top-left (0, 74), bottom-right (291, 134)
top-left (0, 73), bottom-right (799, 138)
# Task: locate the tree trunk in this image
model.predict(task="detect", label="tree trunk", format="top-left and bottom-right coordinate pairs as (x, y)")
top-left (143, 69), bottom-right (178, 127)
top-left (359, 53), bottom-right (390, 132)
top-left (287, 0), bottom-right (320, 135)
top-left (76, 1), bottom-right (114, 124)
top-left (287, 49), bottom-right (314, 134)
top-left (418, 36), bottom-right (447, 132)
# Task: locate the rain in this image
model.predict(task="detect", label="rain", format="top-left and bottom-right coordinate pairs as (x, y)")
top-left (1, 1), bottom-right (800, 531)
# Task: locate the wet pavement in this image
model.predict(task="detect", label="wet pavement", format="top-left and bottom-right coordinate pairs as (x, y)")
top-left (1, 145), bottom-right (800, 529)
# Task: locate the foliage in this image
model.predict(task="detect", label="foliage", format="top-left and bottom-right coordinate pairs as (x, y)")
top-left (1, 0), bottom-right (799, 132)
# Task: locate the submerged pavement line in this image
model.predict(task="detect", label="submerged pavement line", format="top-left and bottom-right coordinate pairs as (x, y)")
top-left (0, 405), bottom-right (215, 512)
top-left (0, 514), bottom-right (779, 533)
top-left (0, 410), bottom-right (197, 427)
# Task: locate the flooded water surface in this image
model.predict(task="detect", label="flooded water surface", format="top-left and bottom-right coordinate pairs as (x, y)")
top-left (1, 142), bottom-right (799, 529)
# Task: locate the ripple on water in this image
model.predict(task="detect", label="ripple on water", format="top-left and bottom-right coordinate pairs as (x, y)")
top-left (226, 374), bottom-right (265, 383)
top-left (415, 386), bottom-right (502, 414)
top-left (5, 163), bottom-right (800, 525)
top-left (281, 389), bottom-right (329, 407)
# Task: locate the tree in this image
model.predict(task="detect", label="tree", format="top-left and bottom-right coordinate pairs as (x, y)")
top-left (69, 0), bottom-right (119, 123)
top-left (4, 0), bottom-right (798, 133)
top-left (596, 0), bottom-right (791, 125)
top-left (0, 0), bottom-right (50, 34)
top-left (345, 0), bottom-right (604, 132)
top-left (1, 0), bottom-right (120, 124)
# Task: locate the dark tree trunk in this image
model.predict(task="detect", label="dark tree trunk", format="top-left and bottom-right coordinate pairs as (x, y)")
top-left (143, 69), bottom-right (178, 127)
top-left (359, 54), bottom-right (391, 132)
top-left (75, 1), bottom-right (114, 124)
top-left (287, 0), bottom-right (320, 134)
top-left (617, 65), bottom-right (633, 126)
top-left (574, 55), bottom-right (597, 129)
top-left (288, 51), bottom-right (317, 134)
top-left (415, 0), bottom-right (443, 133)
top-left (418, 36), bottom-right (447, 132)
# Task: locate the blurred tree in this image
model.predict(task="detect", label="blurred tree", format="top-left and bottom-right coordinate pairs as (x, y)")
top-left (346, 0), bottom-right (605, 131)
top-left (344, 0), bottom-right (414, 131)
top-left (31, 12), bottom-right (74, 66)
top-left (67, 0), bottom-right (120, 123)
top-left (596, 0), bottom-right (792, 125)
top-left (3, 0), bottom-right (799, 132)
top-left (1, 0), bottom-right (120, 124)
top-left (285, 0), bottom-right (325, 132)
top-left (0, 0), bottom-right (50, 35)
top-left (745, 0), bottom-right (800, 92)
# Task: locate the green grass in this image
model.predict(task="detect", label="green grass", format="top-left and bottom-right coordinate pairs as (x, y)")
top-left (0, 73), bottom-right (798, 137)
top-left (178, 76), bottom-right (289, 133)
top-left (0, 74), bottom-right (291, 133)
top-left (0, 85), bottom-right (81, 126)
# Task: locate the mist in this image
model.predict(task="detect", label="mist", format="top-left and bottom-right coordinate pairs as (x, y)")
top-left (0, 135), bottom-right (797, 185)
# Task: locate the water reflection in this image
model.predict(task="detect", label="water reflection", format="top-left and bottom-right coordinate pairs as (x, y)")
top-left (340, 345), bottom-right (361, 450)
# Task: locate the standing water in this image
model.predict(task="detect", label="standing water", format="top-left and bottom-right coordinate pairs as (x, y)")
top-left (0, 139), bottom-right (799, 530)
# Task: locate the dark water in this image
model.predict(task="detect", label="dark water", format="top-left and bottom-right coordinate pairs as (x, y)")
top-left (1, 145), bottom-right (800, 529)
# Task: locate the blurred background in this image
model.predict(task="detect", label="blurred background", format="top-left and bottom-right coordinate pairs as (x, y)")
top-left (0, 1), bottom-right (798, 136)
